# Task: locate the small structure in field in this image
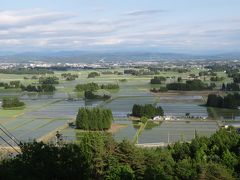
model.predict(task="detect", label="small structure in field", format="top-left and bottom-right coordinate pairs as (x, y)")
top-left (152, 116), bottom-right (161, 121)
top-left (164, 116), bottom-right (172, 121)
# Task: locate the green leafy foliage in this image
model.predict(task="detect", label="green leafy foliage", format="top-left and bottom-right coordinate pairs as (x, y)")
top-left (210, 76), bottom-right (224, 81)
top-left (2, 96), bottom-right (25, 108)
top-left (21, 84), bottom-right (56, 92)
top-left (1, 128), bottom-right (239, 179)
top-left (88, 72), bottom-right (100, 78)
top-left (132, 104), bottom-right (164, 118)
top-left (39, 76), bottom-right (59, 85)
top-left (75, 82), bottom-right (99, 91)
top-left (75, 82), bottom-right (119, 92)
top-left (61, 73), bottom-right (78, 81)
top-left (166, 79), bottom-right (211, 91)
top-left (150, 86), bottom-right (168, 93)
top-left (84, 90), bottom-right (111, 100)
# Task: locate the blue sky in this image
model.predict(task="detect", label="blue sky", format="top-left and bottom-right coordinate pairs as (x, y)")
top-left (1, 0), bottom-right (240, 54)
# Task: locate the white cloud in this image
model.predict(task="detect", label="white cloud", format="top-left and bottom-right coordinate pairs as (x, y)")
top-left (0, 9), bottom-right (74, 29)
top-left (0, 9), bottom-right (240, 52)
top-left (124, 9), bottom-right (164, 16)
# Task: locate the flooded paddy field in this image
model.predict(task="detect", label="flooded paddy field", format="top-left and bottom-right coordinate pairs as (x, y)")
top-left (157, 102), bottom-right (208, 117)
top-left (0, 70), bottom-right (239, 146)
top-left (0, 94), bottom-right (102, 145)
top-left (138, 120), bottom-right (218, 144)
top-left (104, 96), bottom-right (157, 118)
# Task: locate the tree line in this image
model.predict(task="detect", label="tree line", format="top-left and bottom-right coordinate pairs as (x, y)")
top-left (124, 69), bottom-right (160, 76)
top-left (0, 68), bottom-right (54, 75)
top-left (199, 71), bottom-right (217, 76)
top-left (150, 76), bottom-right (166, 84)
top-left (233, 73), bottom-right (240, 83)
top-left (0, 78), bottom-right (58, 92)
top-left (84, 90), bottom-right (111, 100)
top-left (166, 79), bottom-right (211, 91)
top-left (20, 76), bottom-right (59, 92)
top-left (210, 76), bottom-right (224, 81)
top-left (21, 84), bottom-right (56, 92)
top-left (132, 104), bottom-right (164, 118)
top-left (1, 127), bottom-right (239, 179)
top-left (148, 67), bottom-right (189, 73)
top-left (221, 83), bottom-right (240, 91)
top-left (2, 97), bottom-right (25, 109)
top-left (100, 84), bottom-right (119, 89)
top-left (150, 86), bottom-right (168, 93)
top-left (75, 82), bottom-right (119, 92)
top-left (0, 81), bottom-right (21, 89)
top-left (206, 93), bottom-right (240, 109)
top-left (39, 76), bottom-right (59, 84)
top-left (76, 107), bottom-right (113, 130)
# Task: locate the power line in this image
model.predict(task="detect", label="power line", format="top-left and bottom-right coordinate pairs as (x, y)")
top-left (0, 126), bottom-right (20, 147)
top-left (0, 136), bottom-right (20, 154)
top-left (0, 123), bottom-right (20, 144)
top-left (0, 123), bottom-right (19, 141)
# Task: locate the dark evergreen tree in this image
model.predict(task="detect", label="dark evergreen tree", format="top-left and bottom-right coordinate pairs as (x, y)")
top-left (76, 107), bottom-right (113, 130)
top-left (222, 83), bottom-right (226, 91)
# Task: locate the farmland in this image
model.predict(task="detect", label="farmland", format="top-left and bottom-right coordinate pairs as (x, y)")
top-left (0, 66), bottom-right (239, 149)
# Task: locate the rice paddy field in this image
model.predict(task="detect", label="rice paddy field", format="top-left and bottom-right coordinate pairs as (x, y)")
top-left (0, 68), bottom-right (239, 147)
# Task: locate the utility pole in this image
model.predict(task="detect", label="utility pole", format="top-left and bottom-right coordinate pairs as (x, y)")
top-left (167, 132), bottom-right (170, 144)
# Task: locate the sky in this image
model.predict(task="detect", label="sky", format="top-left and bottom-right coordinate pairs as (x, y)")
top-left (1, 0), bottom-right (240, 54)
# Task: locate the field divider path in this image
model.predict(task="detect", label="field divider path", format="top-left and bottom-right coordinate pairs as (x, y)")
top-left (0, 99), bottom-right (64, 126)
top-left (133, 120), bottom-right (148, 144)
top-left (207, 107), bottom-right (224, 127)
top-left (16, 119), bottom-right (57, 140)
top-left (37, 118), bottom-right (75, 143)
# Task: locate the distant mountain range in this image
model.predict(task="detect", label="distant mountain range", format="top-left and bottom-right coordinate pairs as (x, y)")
top-left (0, 51), bottom-right (240, 63)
